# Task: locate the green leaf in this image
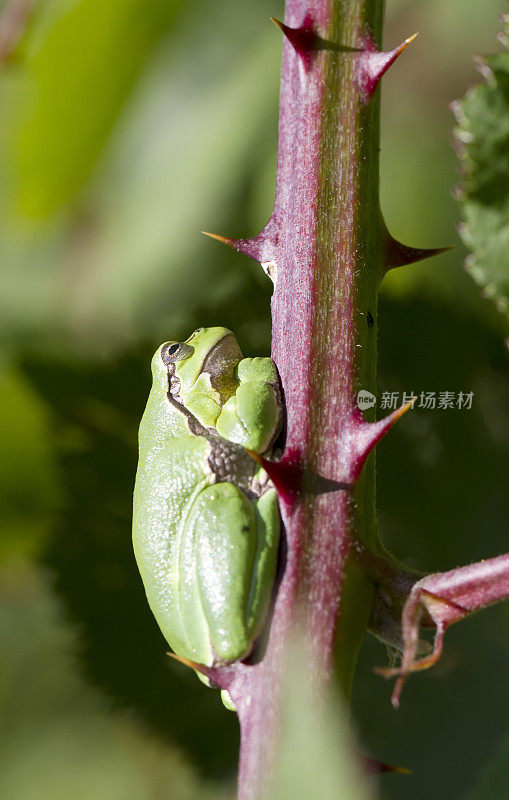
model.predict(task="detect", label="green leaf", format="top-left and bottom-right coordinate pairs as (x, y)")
top-left (454, 16), bottom-right (509, 322)
top-left (0, 367), bottom-right (61, 561)
top-left (9, 0), bottom-right (183, 217)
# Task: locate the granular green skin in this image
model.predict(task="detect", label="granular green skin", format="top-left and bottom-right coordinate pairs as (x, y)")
top-left (132, 327), bottom-right (281, 668)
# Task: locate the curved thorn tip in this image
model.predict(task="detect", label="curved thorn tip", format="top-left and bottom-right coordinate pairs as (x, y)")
top-left (167, 651), bottom-right (207, 674)
top-left (361, 32), bottom-right (419, 101)
top-left (201, 231), bottom-right (234, 247)
top-left (269, 16), bottom-right (284, 31)
top-left (245, 447), bottom-right (264, 467)
top-left (397, 32), bottom-right (419, 54)
top-left (393, 397), bottom-right (416, 421)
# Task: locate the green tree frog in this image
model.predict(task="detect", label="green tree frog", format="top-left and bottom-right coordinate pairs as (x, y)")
top-left (132, 327), bottom-right (282, 671)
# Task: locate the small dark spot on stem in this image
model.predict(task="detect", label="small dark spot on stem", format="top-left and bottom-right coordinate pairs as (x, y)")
top-left (367, 310), bottom-right (374, 328)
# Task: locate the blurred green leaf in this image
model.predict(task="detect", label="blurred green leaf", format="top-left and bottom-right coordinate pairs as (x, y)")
top-left (0, 366), bottom-right (60, 560)
top-left (454, 16), bottom-right (509, 323)
top-left (0, 6), bottom-right (278, 352)
top-left (0, 561), bottom-right (228, 800)
top-left (10, 0), bottom-right (184, 217)
top-left (461, 730), bottom-right (509, 800)
top-left (65, 30), bottom-right (279, 347)
top-left (268, 635), bottom-right (375, 800)
top-left (379, 0), bottom-right (508, 338)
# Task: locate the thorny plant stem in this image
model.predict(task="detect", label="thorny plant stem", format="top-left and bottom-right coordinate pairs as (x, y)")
top-left (227, 2), bottom-right (387, 797)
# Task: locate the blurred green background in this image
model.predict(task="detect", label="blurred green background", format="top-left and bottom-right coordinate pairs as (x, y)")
top-left (1, 0), bottom-right (508, 797)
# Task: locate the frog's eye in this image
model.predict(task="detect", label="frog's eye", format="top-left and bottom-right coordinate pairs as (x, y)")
top-left (161, 342), bottom-right (194, 365)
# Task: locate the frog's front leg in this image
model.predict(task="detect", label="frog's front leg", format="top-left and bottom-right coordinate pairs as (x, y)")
top-left (215, 357), bottom-right (281, 452)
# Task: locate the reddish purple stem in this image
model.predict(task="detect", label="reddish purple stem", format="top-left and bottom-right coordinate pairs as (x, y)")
top-left (223, 2), bottom-right (387, 796)
top-left (378, 553), bottom-right (509, 707)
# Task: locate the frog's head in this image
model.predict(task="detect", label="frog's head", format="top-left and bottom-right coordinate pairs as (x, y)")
top-left (151, 327), bottom-right (243, 426)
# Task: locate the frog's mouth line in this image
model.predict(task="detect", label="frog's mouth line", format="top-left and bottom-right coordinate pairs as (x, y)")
top-left (167, 369), bottom-right (182, 402)
top-left (164, 368), bottom-right (262, 498)
top-left (164, 375), bottom-right (205, 438)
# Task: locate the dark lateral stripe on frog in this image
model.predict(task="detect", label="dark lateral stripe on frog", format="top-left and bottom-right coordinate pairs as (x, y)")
top-left (165, 378), bottom-right (262, 499)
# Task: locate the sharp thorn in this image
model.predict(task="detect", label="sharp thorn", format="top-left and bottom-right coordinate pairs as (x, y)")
top-left (167, 651), bottom-right (209, 674)
top-left (269, 14), bottom-right (318, 70)
top-left (382, 763), bottom-right (412, 775)
top-left (167, 652), bottom-right (238, 693)
top-left (245, 447), bottom-right (264, 466)
top-left (350, 399), bottom-right (415, 481)
top-left (247, 448), bottom-right (302, 506)
top-left (269, 16), bottom-right (284, 32)
top-left (270, 13), bottom-right (359, 69)
top-left (383, 232), bottom-right (452, 273)
top-left (269, 15), bottom-right (313, 46)
top-left (361, 755), bottom-right (412, 775)
top-left (394, 31), bottom-right (419, 56)
top-left (360, 33), bottom-right (419, 101)
top-left (202, 229), bottom-right (272, 265)
top-left (201, 230), bottom-right (235, 248)
top-left (388, 397), bottom-right (416, 424)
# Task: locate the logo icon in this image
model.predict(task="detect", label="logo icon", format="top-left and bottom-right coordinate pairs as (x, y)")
top-left (357, 390), bottom-right (376, 410)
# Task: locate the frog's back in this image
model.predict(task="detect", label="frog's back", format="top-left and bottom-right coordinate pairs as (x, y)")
top-left (132, 384), bottom-right (212, 657)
